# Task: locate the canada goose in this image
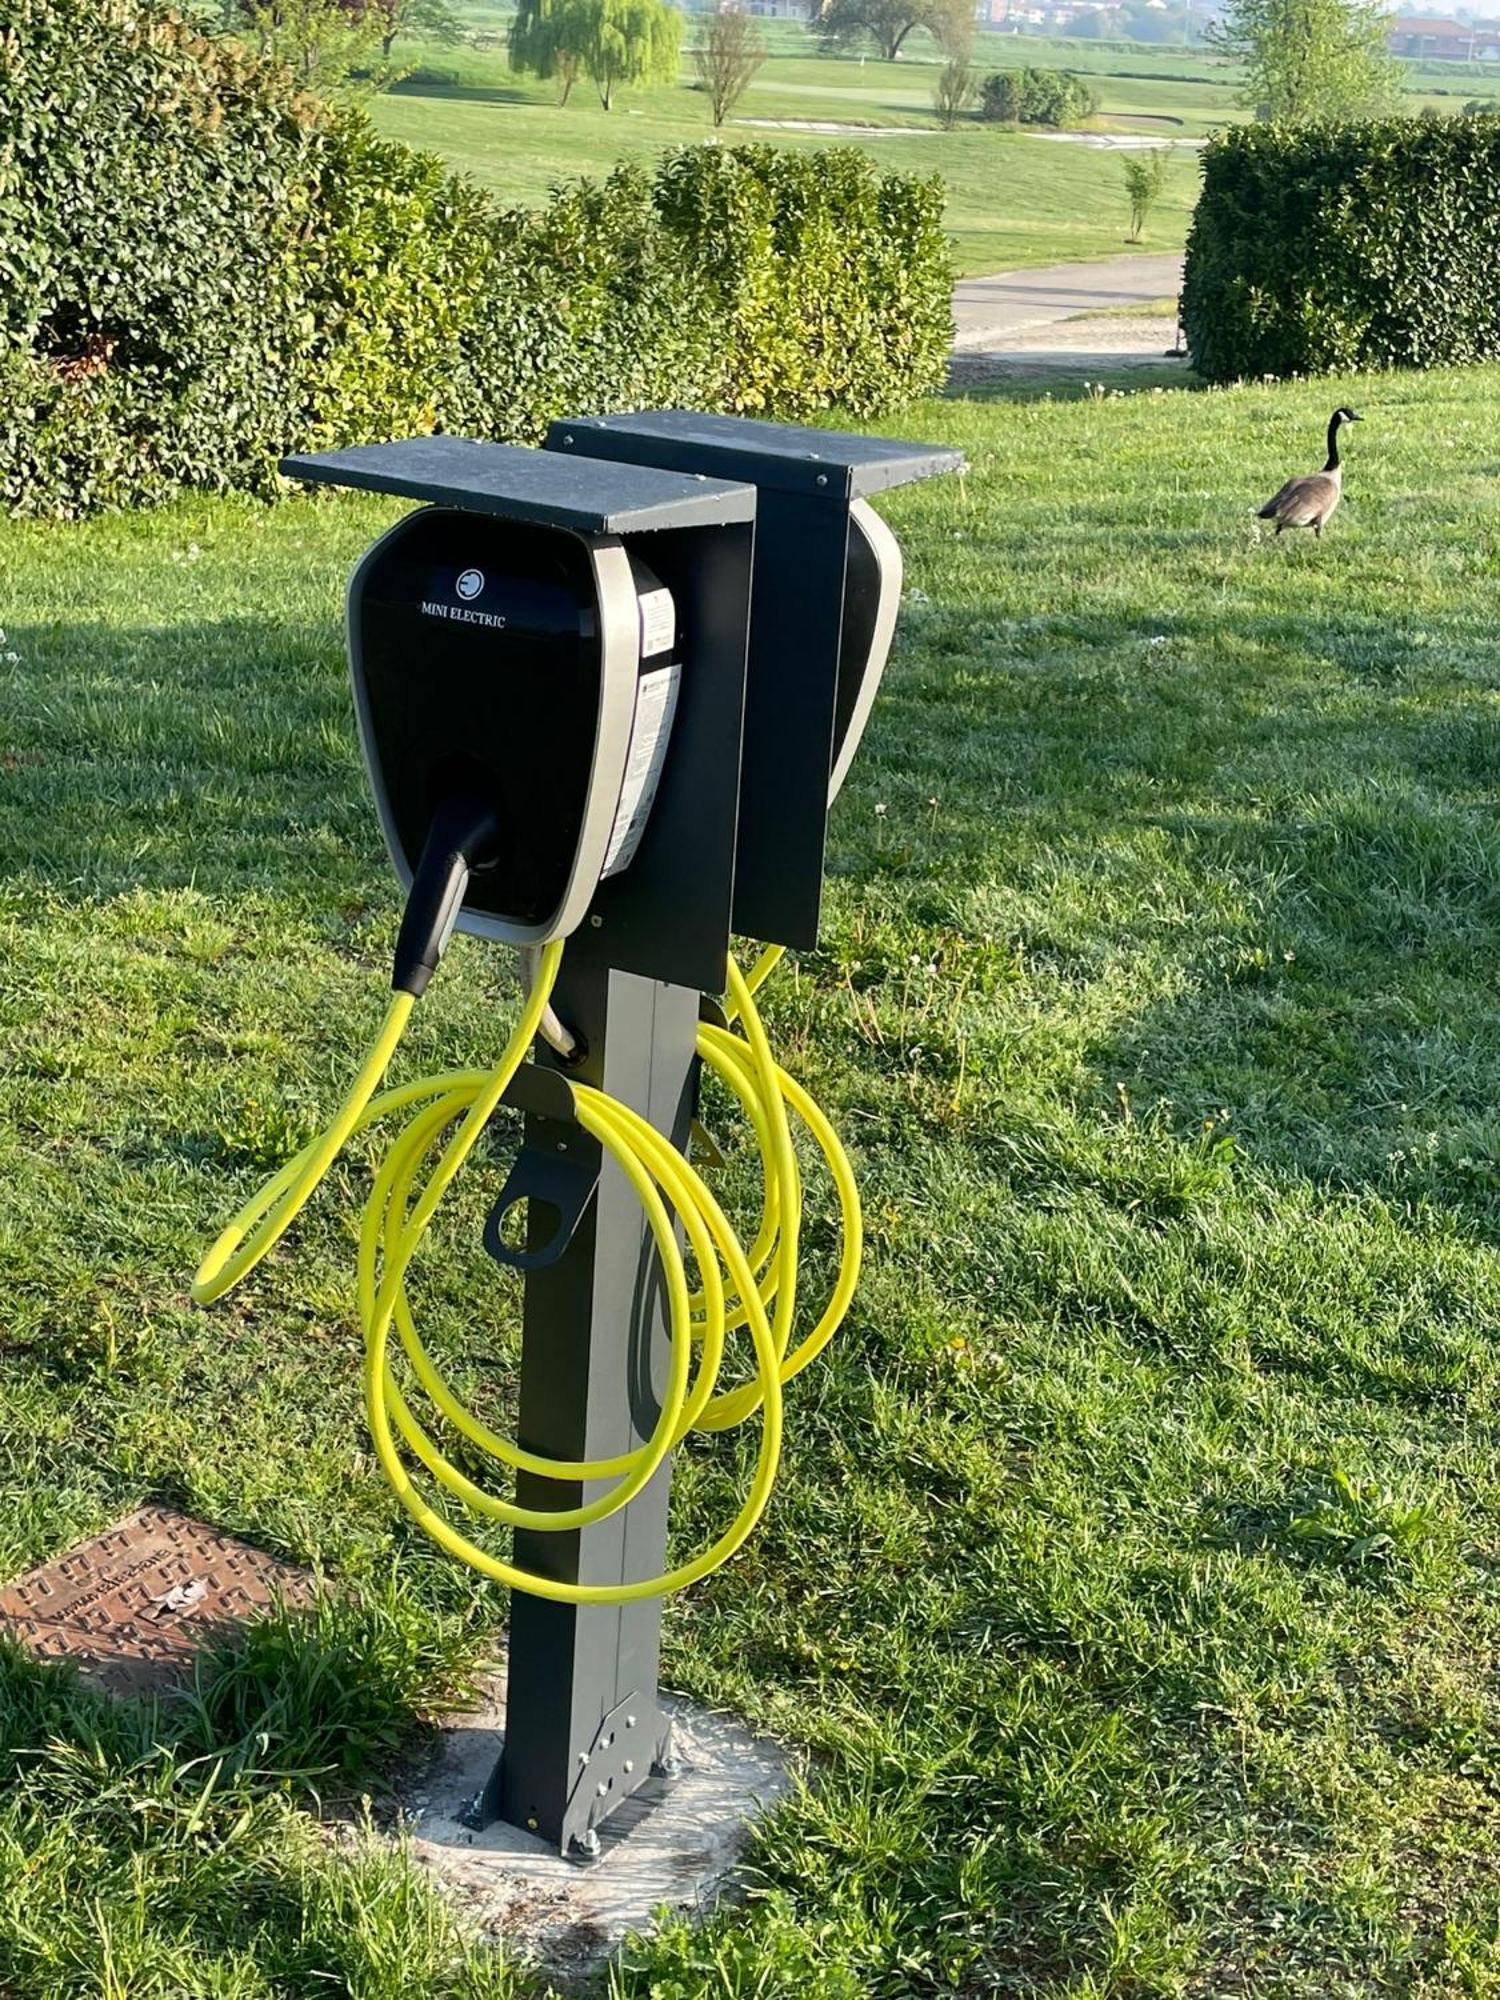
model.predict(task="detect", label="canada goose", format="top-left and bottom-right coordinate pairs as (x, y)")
top-left (1257, 407), bottom-right (1363, 537)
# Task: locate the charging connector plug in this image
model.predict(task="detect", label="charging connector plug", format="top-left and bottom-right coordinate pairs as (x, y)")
top-left (392, 797), bottom-right (503, 998)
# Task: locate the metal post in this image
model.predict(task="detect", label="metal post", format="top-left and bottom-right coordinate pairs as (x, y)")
top-left (472, 944), bottom-right (698, 1855)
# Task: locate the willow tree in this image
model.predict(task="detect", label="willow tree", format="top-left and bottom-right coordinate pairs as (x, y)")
top-left (511, 0), bottom-right (680, 109)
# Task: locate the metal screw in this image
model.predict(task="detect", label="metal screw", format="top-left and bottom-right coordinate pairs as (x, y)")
top-left (626, 1714), bottom-right (637, 1728)
top-left (570, 1828), bottom-right (601, 1861)
top-left (577, 1750), bottom-right (590, 1766)
top-left (526, 1814), bottom-right (539, 1832)
top-left (557, 1140), bottom-right (568, 1153)
top-left (815, 474), bottom-right (828, 487)
top-left (562, 433), bottom-right (574, 446)
top-left (590, 914), bottom-right (603, 928)
top-left (623, 1759), bottom-right (634, 1775)
top-left (596, 1780), bottom-right (608, 1797)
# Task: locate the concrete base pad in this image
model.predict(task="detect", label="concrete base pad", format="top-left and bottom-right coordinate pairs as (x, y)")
top-left (375, 1678), bottom-right (794, 1984)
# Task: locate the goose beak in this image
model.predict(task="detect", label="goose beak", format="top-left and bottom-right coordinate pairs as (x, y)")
top-left (1347, 411), bottom-right (1364, 422)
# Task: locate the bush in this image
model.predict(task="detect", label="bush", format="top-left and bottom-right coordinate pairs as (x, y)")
top-left (978, 67), bottom-right (1099, 127)
top-left (0, 0), bottom-right (953, 517)
top-left (1182, 116), bottom-right (1500, 383)
top-left (653, 145), bottom-right (952, 418)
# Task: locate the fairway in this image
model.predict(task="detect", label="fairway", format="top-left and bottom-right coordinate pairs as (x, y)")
top-left (368, 39), bottom-right (1218, 274)
top-left (6, 365), bottom-right (1500, 1992)
top-left (367, 27), bottom-right (1500, 277)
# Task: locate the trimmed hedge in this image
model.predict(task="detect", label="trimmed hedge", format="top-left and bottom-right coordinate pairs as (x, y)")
top-left (1182, 116), bottom-right (1500, 384)
top-left (0, 0), bottom-right (952, 517)
top-left (654, 145), bottom-right (954, 418)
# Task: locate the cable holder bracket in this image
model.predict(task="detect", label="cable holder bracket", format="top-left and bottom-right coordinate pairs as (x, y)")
top-left (483, 1064), bottom-right (598, 1274)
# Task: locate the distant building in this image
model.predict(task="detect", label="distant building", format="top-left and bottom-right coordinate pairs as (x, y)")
top-left (1387, 14), bottom-right (1500, 58)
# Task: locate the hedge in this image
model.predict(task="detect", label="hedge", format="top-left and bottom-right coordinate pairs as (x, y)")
top-left (0, 0), bottom-right (953, 517)
top-left (1182, 115), bottom-right (1500, 384)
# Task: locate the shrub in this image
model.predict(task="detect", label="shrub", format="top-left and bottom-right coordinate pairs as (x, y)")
top-left (0, 0), bottom-right (953, 517)
top-left (0, 2), bottom-right (321, 513)
top-left (1182, 115), bottom-right (1500, 383)
top-left (653, 145), bottom-right (952, 417)
top-left (979, 67), bottom-right (1098, 127)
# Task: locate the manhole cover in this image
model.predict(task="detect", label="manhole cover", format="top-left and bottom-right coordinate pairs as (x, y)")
top-left (0, 1506), bottom-right (313, 1698)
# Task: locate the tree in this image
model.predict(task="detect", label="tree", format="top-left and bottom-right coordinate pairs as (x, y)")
top-left (1207, 0), bottom-right (1402, 122)
top-left (1121, 144), bottom-right (1169, 240)
top-left (818, 0), bottom-right (933, 62)
top-left (930, 0), bottom-right (976, 126)
top-left (235, 0), bottom-right (387, 91)
top-left (933, 53), bottom-right (978, 125)
top-left (510, 0), bottom-right (679, 108)
top-left (928, 0), bottom-right (977, 56)
top-left (510, 0), bottom-right (582, 101)
top-left (364, 0), bottom-right (462, 59)
top-left (694, 5), bottom-right (766, 128)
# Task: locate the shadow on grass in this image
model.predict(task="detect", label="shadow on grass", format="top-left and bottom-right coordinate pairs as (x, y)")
top-left (0, 615), bottom-right (375, 902)
top-left (945, 360), bottom-right (1200, 404)
top-left (386, 79), bottom-right (534, 107)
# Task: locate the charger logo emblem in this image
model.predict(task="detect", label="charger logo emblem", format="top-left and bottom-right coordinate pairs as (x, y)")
top-left (456, 569), bottom-right (485, 601)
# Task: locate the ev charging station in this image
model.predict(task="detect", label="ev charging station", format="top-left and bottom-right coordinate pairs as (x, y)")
top-left (194, 414), bottom-right (961, 1861)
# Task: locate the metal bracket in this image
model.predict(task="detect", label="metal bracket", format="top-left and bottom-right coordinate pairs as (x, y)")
top-left (479, 1060), bottom-right (599, 1273)
top-left (560, 1694), bottom-right (676, 1861)
top-left (688, 1119), bottom-right (726, 1171)
top-left (483, 1148), bottom-right (599, 1273)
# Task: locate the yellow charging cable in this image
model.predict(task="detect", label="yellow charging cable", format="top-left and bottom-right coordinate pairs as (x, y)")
top-left (193, 943), bottom-right (861, 1603)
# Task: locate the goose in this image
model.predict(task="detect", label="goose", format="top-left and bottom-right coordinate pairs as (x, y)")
top-left (1257, 407), bottom-right (1362, 537)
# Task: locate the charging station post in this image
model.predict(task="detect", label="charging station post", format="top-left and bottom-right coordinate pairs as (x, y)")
top-left (480, 953), bottom-right (696, 1852)
top-left (279, 436), bottom-right (757, 1855)
top-left (201, 418), bottom-right (960, 1863)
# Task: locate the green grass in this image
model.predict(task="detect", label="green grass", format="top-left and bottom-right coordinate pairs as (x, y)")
top-left (6, 364), bottom-right (1500, 1992)
top-left (365, 27), bottom-right (1500, 278)
top-left (368, 38), bottom-right (1211, 274)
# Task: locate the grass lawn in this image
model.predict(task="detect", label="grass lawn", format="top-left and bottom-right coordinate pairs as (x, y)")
top-left (368, 40), bottom-right (1212, 275)
top-left (6, 364), bottom-right (1500, 1993)
top-left (366, 27), bottom-right (1500, 278)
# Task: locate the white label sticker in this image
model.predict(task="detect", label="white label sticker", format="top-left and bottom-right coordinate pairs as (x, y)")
top-left (602, 661), bottom-right (681, 878)
top-left (638, 586), bottom-right (676, 659)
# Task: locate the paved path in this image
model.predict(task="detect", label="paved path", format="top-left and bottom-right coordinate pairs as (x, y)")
top-left (952, 251), bottom-right (1184, 352)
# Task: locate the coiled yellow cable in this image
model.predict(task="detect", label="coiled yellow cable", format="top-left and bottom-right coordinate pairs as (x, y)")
top-left (193, 942), bottom-right (861, 1602)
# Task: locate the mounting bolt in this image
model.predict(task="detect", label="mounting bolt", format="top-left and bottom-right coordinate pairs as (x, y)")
top-left (577, 1750), bottom-right (590, 1766)
top-left (562, 433), bottom-right (574, 446)
top-left (652, 1753), bottom-right (682, 1782)
top-left (815, 473), bottom-right (828, 487)
top-left (596, 1780), bottom-right (608, 1798)
top-left (526, 1815), bottom-right (539, 1832)
top-left (623, 1759), bottom-right (634, 1775)
top-left (590, 914), bottom-right (603, 928)
top-left (626, 1714), bottom-right (637, 1729)
top-left (569, 1828), bottom-right (601, 1863)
